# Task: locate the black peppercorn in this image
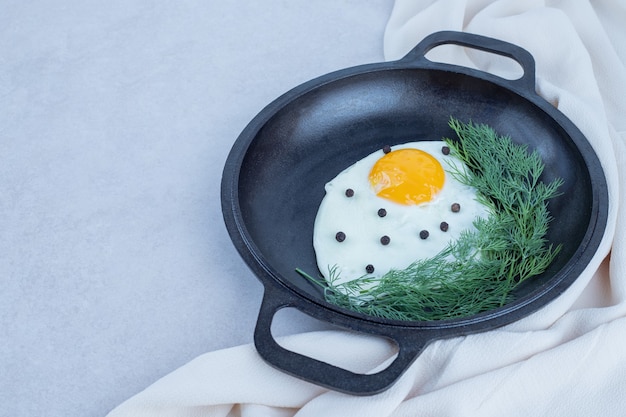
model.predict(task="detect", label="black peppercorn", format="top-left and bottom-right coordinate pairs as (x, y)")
top-left (335, 231), bottom-right (346, 242)
top-left (451, 203), bottom-right (461, 213)
top-left (380, 235), bottom-right (390, 245)
top-left (442, 146), bottom-right (450, 155)
top-left (377, 208), bottom-right (387, 218)
top-left (440, 221), bottom-right (449, 232)
top-left (382, 145), bottom-right (392, 154)
top-left (419, 230), bottom-right (429, 240)
top-left (365, 264), bottom-right (375, 274)
top-left (345, 188), bottom-right (354, 197)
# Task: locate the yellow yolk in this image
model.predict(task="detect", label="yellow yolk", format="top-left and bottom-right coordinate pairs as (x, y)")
top-left (369, 148), bottom-right (445, 205)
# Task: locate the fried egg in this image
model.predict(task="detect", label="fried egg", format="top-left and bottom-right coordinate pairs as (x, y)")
top-left (312, 141), bottom-right (489, 287)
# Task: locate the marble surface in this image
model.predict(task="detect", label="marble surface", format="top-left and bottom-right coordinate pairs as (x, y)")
top-left (0, 1), bottom-right (393, 415)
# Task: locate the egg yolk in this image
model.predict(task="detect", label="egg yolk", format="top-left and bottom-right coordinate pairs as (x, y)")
top-left (369, 148), bottom-right (445, 205)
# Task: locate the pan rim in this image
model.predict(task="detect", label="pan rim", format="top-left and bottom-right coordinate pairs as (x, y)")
top-left (221, 59), bottom-right (609, 331)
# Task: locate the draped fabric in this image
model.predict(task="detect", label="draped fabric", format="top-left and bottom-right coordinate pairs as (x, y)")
top-left (107, 2), bottom-right (626, 416)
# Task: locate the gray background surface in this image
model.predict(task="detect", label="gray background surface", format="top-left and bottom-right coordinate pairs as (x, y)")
top-left (0, 1), bottom-right (393, 415)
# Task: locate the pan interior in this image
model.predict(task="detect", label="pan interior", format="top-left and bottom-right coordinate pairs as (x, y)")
top-left (235, 68), bottom-right (594, 319)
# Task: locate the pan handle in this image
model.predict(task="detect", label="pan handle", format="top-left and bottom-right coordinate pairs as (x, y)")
top-left (401, 30), bottom-right (536, 92)
top-left (253, 285), bottom-right (432, 395)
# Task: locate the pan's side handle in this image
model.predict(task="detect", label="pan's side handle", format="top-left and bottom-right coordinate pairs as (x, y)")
top-left (253, 286), bottom-right (432, 396)
top-left (401, 30), bottom-right (536, 93)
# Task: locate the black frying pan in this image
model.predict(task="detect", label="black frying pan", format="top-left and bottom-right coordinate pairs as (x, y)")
top-left (221, 31), bottom-right (608, 395)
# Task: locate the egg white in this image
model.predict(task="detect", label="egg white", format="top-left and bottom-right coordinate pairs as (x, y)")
top-left (312, 141), bottom-right (490, 287)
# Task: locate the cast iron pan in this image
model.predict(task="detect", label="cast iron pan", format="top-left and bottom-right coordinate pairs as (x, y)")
top-left (221, 31), bottom-right (608, 395)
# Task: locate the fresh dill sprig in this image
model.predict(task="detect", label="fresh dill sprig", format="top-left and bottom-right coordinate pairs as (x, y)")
top-left (298, 118), bottom-right (563, 321)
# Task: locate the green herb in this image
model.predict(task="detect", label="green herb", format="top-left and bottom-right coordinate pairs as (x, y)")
top-left (298, 117), bottom-right (563, 321)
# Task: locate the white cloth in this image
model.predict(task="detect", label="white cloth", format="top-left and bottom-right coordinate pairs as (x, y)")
top-left (106, 1), bottom-right (626, 416)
